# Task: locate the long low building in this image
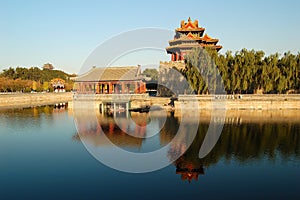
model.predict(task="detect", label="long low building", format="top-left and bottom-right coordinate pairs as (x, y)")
top-left (74, 66), bottom-right (146, 94)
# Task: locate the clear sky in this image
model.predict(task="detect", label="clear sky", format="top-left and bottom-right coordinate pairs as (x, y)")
top-left (1, 0), bottom-right (300, 73)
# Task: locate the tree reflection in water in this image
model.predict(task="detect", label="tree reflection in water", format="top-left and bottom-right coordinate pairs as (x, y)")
top-left (73, 109), bottom-right (300, 182)
top-left (165, 112), bottom-right (300, 182)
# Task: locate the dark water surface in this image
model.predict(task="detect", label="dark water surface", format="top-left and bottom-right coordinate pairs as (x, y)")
top-left (0, 106), bottom-right (300, 199)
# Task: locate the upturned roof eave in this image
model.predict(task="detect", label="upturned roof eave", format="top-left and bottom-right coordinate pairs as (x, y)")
top-left (175, 28), bottom-right (205, 32)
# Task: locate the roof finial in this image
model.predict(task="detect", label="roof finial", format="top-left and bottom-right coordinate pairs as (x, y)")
top-left (188, 17), bottom-right (191, 22)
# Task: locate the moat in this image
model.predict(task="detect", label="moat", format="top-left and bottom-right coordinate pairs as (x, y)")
top-left (0, 105), bottom-right (300, 199)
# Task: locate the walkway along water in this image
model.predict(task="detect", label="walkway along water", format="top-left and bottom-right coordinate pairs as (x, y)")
top-left (1, 93), bottom-right (300, 110)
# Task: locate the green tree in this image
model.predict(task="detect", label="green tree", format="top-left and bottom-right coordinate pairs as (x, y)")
top-left (142, 68), bottom-right (158, 81)
top-left (1, 67), bottom-right (15, 79)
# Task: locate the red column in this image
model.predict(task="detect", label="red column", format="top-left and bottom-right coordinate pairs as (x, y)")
top-left (171, 53), bottom-right (175, 61)
top-left (176, 52), bottom-right (179, 61)
top-left (108, 82), bottom-right (112, 94)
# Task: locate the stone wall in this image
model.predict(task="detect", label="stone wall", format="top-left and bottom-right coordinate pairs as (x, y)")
top-left (157, 61), bottom-right (189, 97)
top-left (159, 61), bottom-right (185, 71)
top-left (0, 92), bottom-right (73, 109)
top-left (177, 94), bottom-right (300, 110)
top-left (3, 93), bottom-right (299, 111)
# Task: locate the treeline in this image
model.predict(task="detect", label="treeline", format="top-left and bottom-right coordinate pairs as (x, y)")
top-left (184, 48), bottom-right (300, 94)
top-left (0, 67), bottom-right (75, 92)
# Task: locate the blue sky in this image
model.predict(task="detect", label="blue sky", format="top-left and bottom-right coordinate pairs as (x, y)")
top-left (1, 0), bottom-right (300, 73)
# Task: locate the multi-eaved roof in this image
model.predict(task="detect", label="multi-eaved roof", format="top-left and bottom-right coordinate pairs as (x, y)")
top-left (166, 17), bottom-right (222, 55)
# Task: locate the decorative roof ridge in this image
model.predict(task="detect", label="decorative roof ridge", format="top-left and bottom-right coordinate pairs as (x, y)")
top-left (76, 66), bottom-right (140, 81)
top-left (77, 67), bottom-right (102, 78)
top-left (102, 66), bottom-right (138, 69)
top-left (180, 17), bottom-right (200, 29)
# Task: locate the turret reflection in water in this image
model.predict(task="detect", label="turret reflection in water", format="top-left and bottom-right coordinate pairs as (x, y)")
top-left (163, 111), bottom-right (300, 182)
top-left (159, 112), bottom-right (206, 182)
top-left (74, 109), bottom-right (300, 180)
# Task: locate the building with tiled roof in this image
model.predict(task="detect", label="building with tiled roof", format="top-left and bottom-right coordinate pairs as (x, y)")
top-left (75, 65), bottom-right (146, 94)
top-left (166, 17), bottom-right (222, 61)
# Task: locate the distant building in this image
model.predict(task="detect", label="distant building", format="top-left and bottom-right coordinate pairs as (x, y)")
top-left (43, 63), bottom-right (54, 70)
top-left (74, 65), bottom-right (146, 94)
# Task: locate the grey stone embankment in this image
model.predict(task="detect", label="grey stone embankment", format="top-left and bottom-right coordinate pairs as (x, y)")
top-left (177, 94), bottom-right (300, 110)
top-left (3, 93), bottom-right (300, 110)
top-left (0, 92), bottom-right (73, 109)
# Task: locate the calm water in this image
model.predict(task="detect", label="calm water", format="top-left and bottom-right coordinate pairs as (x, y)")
top-left (0, 105), bottom-right (300, 199)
